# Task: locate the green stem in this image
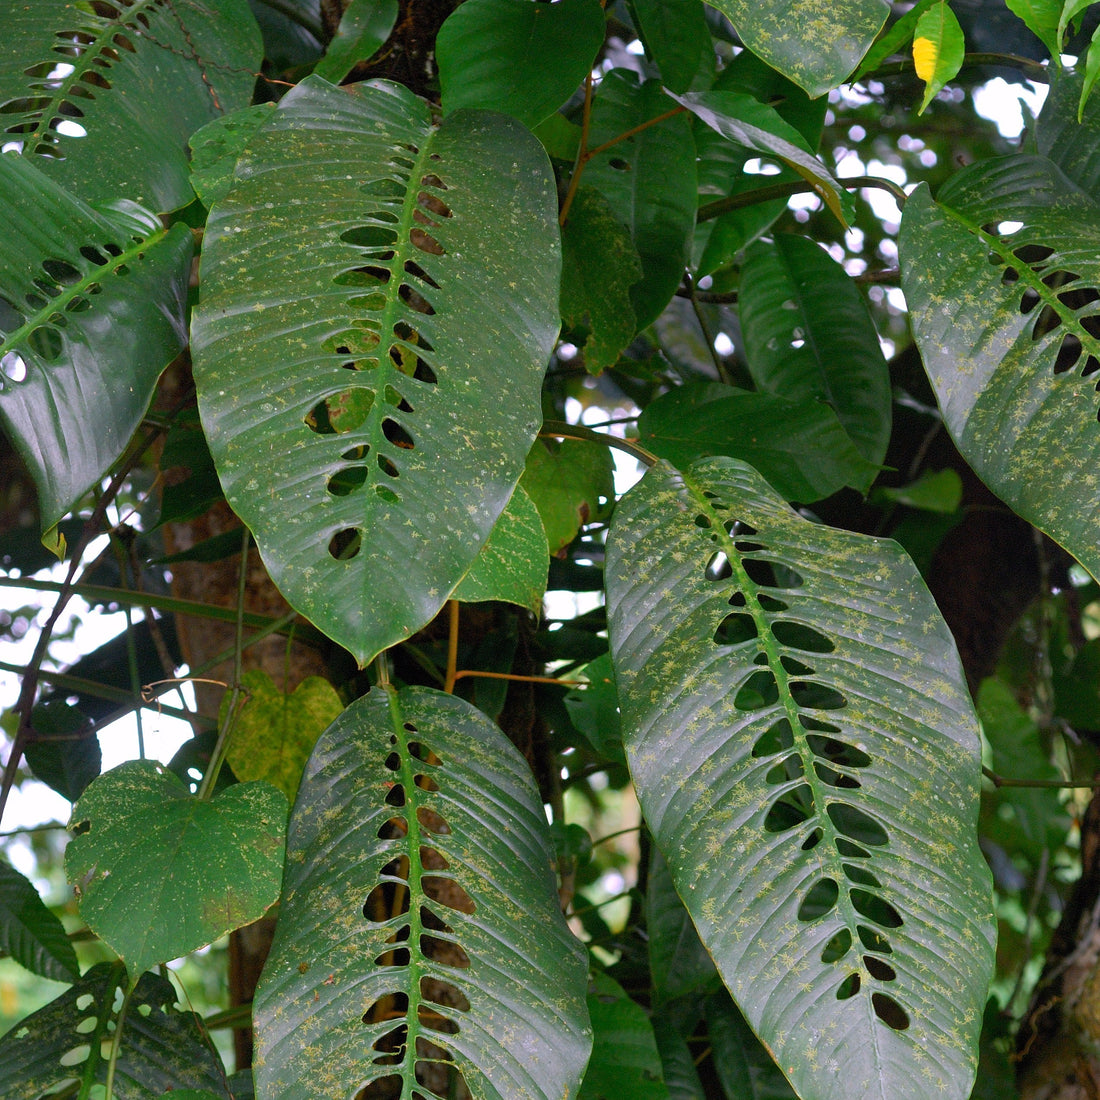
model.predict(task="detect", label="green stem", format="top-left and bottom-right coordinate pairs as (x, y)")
top-left (103, 979), bottom-right (137, 1100)
top-left (983, 766), bottom-right (1100, 789)
top-left (539, 420), bottom-right (657, 467)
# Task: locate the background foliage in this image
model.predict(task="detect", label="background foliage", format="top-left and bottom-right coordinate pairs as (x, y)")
top-left (2, 1), bottom-right (1100, 1099)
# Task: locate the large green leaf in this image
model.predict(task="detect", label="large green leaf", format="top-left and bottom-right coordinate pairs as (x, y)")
top-left (437, 0), bottom-right (606, 129)
top-left (629, 0), bottom-right (715, 93)
top-left (899, 154), bottom-right (1100, 580)
top-left (704, 0), bottom-right (889, 98)
top-left (65, 761), bottom-right (286, 981)
top-left (0, 155), bottom-right (191, 543)
top-left (191, 76), bottom-right (560, 664)
top-left (0, 961), bottom-right (230, 1099)
top-left (606, 458), bottom-right (994, 1100)
top-left (253, 686), bottom-right (591, 1099)
top-left (0, 857), bottom-right (79, 983)
top-left (583, 71), bottom-right (697, 330)
top-left (739, 233), bottom-right (891, 467)
top-left (0, 0), bottom-right (261, 211)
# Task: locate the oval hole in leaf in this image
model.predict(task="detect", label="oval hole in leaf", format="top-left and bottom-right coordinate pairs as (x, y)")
top-left (743, 558), bottom-right (804, 589)
top-left (371, 1024), bottom-right (407, 1065)
top-left (764, 755), bottom-right (803, 786)
top-left (734, 669), bottom-right (778, 710)
top-left (418, 1004), bottom-right (460, 1035)
top-left (420, 976), bottom-right (471, 1012)
top-left (820, 928), bottom-right (851, 963)
top-left (751, 718), bottom-right (792, 758)
top-left (858, 924), bottom-right (892, 953)
top-left (808, 734), bottom-right (871, 768)
top-left (780, 655), bottom-right (816, 676)
top-left (704, 551), bottom-right (732, 582)
top-left (850, 889), bottom-right (904, 929)
top-left (828, 802), bottom-right (888, 846)
top-left (373, 946), bottom-right (411, 968)
top-left (836, 973), bottom-right (861, 1000)
top-left (423, 877), bottom-right (475, 914)
top-left (416, 806), bottom-right (450, 834)
top-left (362, 991), bottom-right (408, 1025)
top-left (797, 877), bottom-right (838, 922)
top-left (713, 612), bottom-right (758, 646)
top-left (772, 621), bottom-right (835, 653)
top-left (865, 955), bottom-right (897, 982)
top-left (328, 527), bottom-right (363, 560)
top-left (872, 992), bottom-right (910, 1030)
top-left (837, 838), bottom-right (871, 859)
top-left (762, 783), bottom-right (814, 833)
top-left (813, 761), bottom-right (861, 789)
top-left (801, 827), bottom-right (823, 851)
top-left (842, 862), bottom-right (880, 887)
top-left (421, 935), bottom-right (470, 967)
top-left (789, 681), bottom-right (846, 710)
top-left (757, 592), bottom-right (788, 612)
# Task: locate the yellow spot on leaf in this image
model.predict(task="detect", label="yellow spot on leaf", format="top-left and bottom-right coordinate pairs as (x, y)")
top-left (913, 37), bottom-right (937, 82)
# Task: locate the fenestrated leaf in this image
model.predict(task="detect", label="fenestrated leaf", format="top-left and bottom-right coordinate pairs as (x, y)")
top-left (0, 155), bottom-right (191, 545)
top-left (225, 669), bottom-right (344, 801)
top-left (0, 961), bottom-right (231, 1100)
top-left (451, 483), bottom-right (549, 610)
top-left (583, 71), bottom-right (697, 329)
top-left (561, 187), bottom-right (644, 374)
top-left (638, 381), bottom-right (880, 500)
top-left (253, 685), bottom-right (592, 1099)
top-left (520, 437), bottom-right (615, 554)
top-left (0, 0), bottom-right (261, 211)
top-left (739, 233), bottom-right (891, 467)
top-left (314, 0), bottom-right (399, 84)
top-left (437, 0), bottom-right (606, 129)
top-left (899, 154), bottom-right (1100, 581)
top-left (629, 0), bottom-right (715, 93)
top-left (577, 972), bottom-right (666, 1100)
top-left (0, 858), bottom-right (79, 983)
top-left (65, 761), bottom-right (286, 981)
top-left (704, 0), bottom-right (890, 98)
top-left (191, 76), bottom-right (560, 665)
top-left (606, 458), bottom-right (994, 1100)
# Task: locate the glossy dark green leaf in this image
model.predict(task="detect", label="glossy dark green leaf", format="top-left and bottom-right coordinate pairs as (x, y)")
top-left (0, 961), bottom-right (230, 1099)
top-left (607, 458), bottom-right (995, 1100)
top-left (437, 0), bottom-right (606, 129)
top-left (561, 187), bottom-right (644, 374)
top-left (191, 77), bottom-right (560, 664)
top-left (638, 381), bottom-right (880, 500)
top-left (0, 156), bottom-right (191, 543)
top-left (0, 858), bottom-right (79, 983)
top-left (704, 992), bottom-right (797, 1100)
top-left (314, 0), bottom-right (398, 83)
top-left (629, 0), bottom-right (715, 93)
top-left (65, 761), bottom-right (286, 981)
top-left (653, 1017), bottom-right (705, 1100)
top-left (740, 233), bottom-right (891, 467)
top-left (451, 483), bottom-right (549, 610)
top-left (577, 972), bottom-right (666, 1100)
top-left (707, 0), bottom-right (888, 97)
top-left (253, 686), bottom-right (591, 1099)
top-left (584, 71), bottom-right (698, 329)
top-left (0, 0), bottom-right (261, 211)
top-left (900, 154), bottom-right (1100, 581)
top-left (564, 653), bottom-right (625, 762)
top-left (24, 699), bottom-right (100, 801)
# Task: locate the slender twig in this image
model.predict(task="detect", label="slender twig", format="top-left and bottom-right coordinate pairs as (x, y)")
top-left (452, 670), bottom-right (585, 686)
top-left (864, 51), bottom-right (1049, 84)
top-left (539, 420), bottom-right (657, 466)
top-left (444, 600), bottom-right (459, 694)
top-left (983, 766), bottom-right (1100, 789)
top-left (1007, 847), bottom-right (1049, 1016)
top-left (559, 70), bottom-right (595, 227)
top-left (196, 528), bottom-right (252, 802)
top-left (592, 824), bottom-right (642, 847)
top-left (697, 173), bottom-right (908, 224)
top-left (103, 978), bottom-right (137, 1100)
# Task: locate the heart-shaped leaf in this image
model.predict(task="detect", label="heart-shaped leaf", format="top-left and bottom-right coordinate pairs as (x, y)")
top-left (191, 76), bottom-right (560, 664)
top-left (607, 457), bottom-right (995, 1100)
top-left (65, 761), bottom-right (286, 982)
top-left (253, 685), bottom-right (591, 1099)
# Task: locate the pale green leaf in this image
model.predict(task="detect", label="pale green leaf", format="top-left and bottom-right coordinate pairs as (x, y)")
top-left (1004, 0), bottom-right (1063, 55)
top-left (191, 77), bottom-right (560, 664)
top-left (853, 0), bottom-right (940, 80)
top-left (188, 104), bottom-right (276, 208)
top-left (253, 686), bottom-right (592, 1099)
top-left (65, 761), bottom-right (286, 981)
top-left (704, 0), bottom-right (890, 98)
top-left (225, 670), bottom-right (344, 801)
top-left (913, 2), bottom-right (966, 114)
top-left (451, 483), bottom-right (549, 610)
top-left (0, 0), bottom-right (261, 211)
top-left (520, 438), bottom-right (615, 554)
top-left (0, 155), bottom-right (191, 543)
top-left (873, 469), bottom-right (963, 513)
top-left (607, 458), bottom-right (995, 1100)
top-left (314, 0), bottom-right (398, 83)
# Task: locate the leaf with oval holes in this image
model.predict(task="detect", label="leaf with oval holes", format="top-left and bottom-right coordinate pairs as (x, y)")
top-left (450, 483), bottom-right (549, 611)
top-left (0, 857), bottom-right (79, 983)
top-left (703, 0), bottom-right (889, 98)
top-left (0, 155), bottom-right (191, 549)
top-left (64, 761), bottom-right (286, 983)
top-left (191, 76), bottom-right (560, 665)
top-left (900, 149), bottom-right (1100, 582)
top-left (606, 458), bottom-right (994, 1100)
top-left (224, 669), bottom-right (344, 801)
top-left (0, 961), bottom-right (231, 1099)
top-left (252, 685), bottom-right (591, 1100)
top-left (0, 0), bottom-right (261, 211)
top-left (437, 0), bottom-right (606, 129)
